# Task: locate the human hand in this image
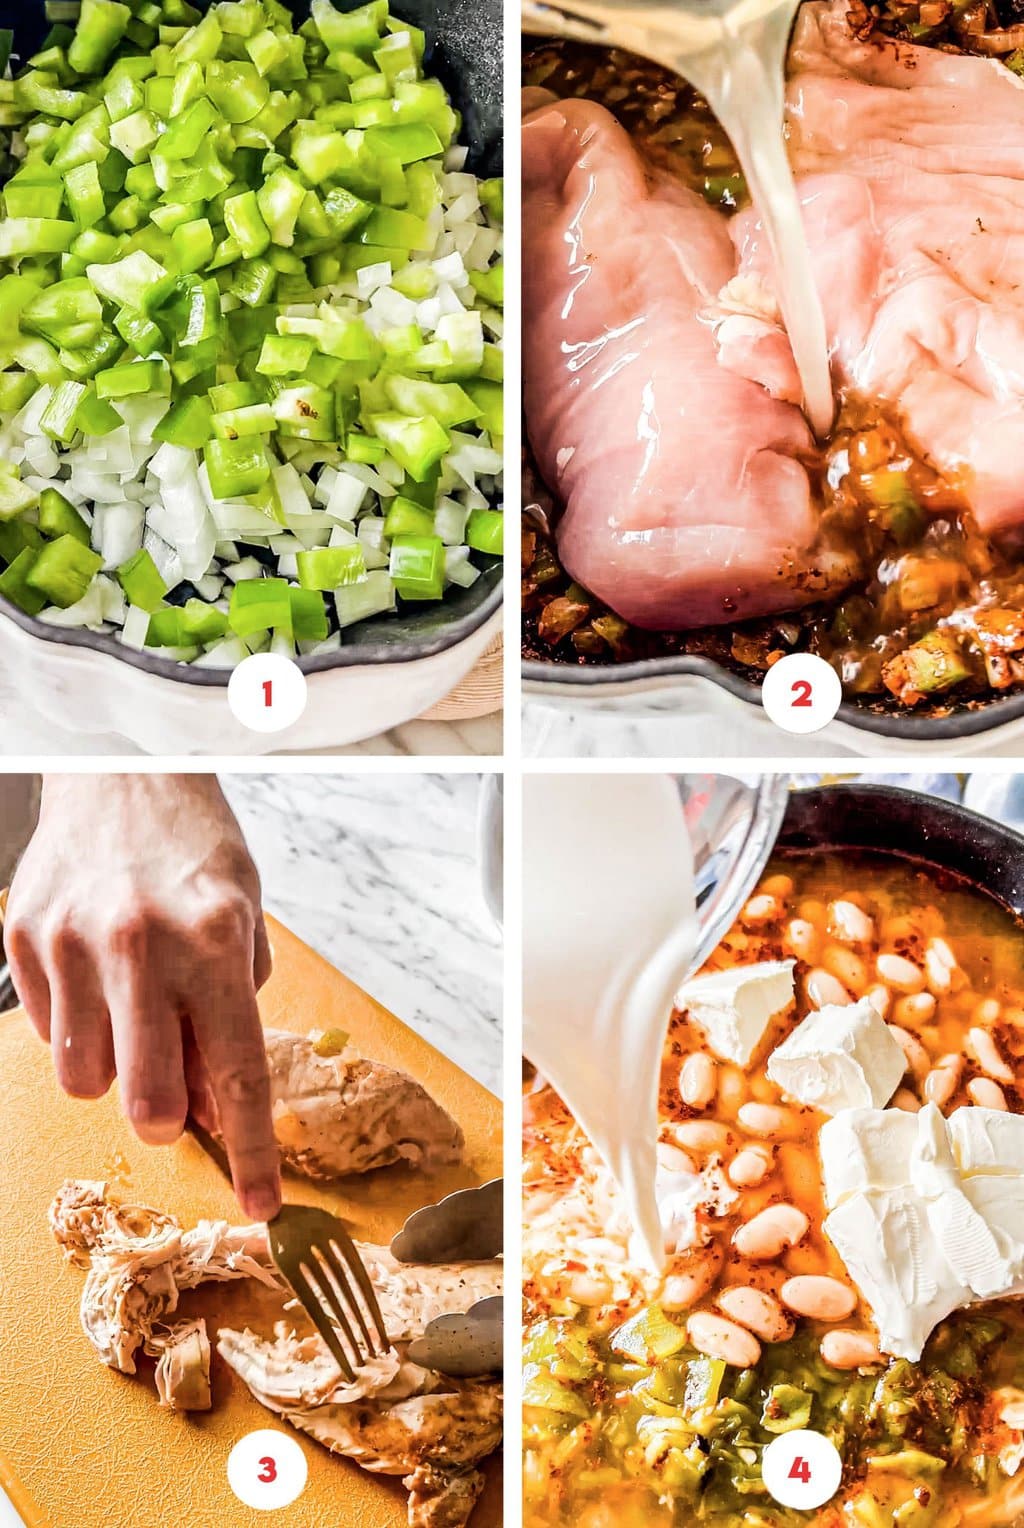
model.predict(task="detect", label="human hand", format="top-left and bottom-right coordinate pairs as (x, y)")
top-left (5, 774), bottom-right (281, 1222)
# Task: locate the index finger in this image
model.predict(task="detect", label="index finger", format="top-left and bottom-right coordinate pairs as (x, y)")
top-left (188, 956), bottom-right (280, 1223)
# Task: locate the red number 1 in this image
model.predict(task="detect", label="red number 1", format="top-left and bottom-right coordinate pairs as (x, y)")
top-left (262, 680), bottom-right (273, 708)
top-left (791, 680), bottom-right (813, 708)
top-left (789, 1456), bottom-right (811, 1484)
top-left (258, 1456), bottom-right (277, 1483)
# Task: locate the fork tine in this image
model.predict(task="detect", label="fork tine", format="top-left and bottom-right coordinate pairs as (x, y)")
top-left (303, 1249), bottom-right (367, 1368)
top-left (316, 1237), bottom-right (379, 1358)
top-left (324, 1226), bottom-right (392, 1355)
top-left (288, 1260), bottom-right (357, 1383)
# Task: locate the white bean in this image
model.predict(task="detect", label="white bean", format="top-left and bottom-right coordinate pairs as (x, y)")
top-left (728, 1146), bottom-right (773, 1188)
top-left (717, 1286), bottom-right (795, 1343)
top-left (680, 1052), bottom-right (717, 1110)
top-left (805, 968), bottom-right (850, 1008)
top-left (786, 918), bottom-right (819, 962)
top-left (973, 998), bottom-right (1002, 1027)
top-left (565, 1270), bottom-right (613, 1306)
top-left (661, 1246), bottom-right (722, 1311)
top-left (968, 1076), bottom-right (1008, 1111)
top-left (888, 1024), bottom-right (930, 1082)
top-left (827, 900), bottom-right (875, 947)
top-left (742, 894), bottom-right (783, 926)
top-left (823, 944), bottom-right (869, 995)
top-left (876, 954), bottom-right (925, 993)
top-left (923, 1053), bottom-right (964, 1108)
top-left (780, 1275), bottom-right (857, 1321)
top-left (820, 1330), bottom-right (883, 1369)
top-left (892, 1088), bottom-right (922, 1113)
top-left (924, 937), bottom-right (959, 996)
top-left (737, 1102), bottom-right (796, 1137)
top-left (671, 1120), bottom-right (733, 1155)
top-left (687, 1310), bottom-right (762, 1368)
top-left (966, 1027), bottom-right (1015, 1085)
top-left (894, 991), bottom-right (937, 1027)
top-left (733, 1203), bottom-right (809, 1260)
top-left (657, 1141), bottom-right (698, 1174)
top-left (866, 984), bottom-right (891, 1018)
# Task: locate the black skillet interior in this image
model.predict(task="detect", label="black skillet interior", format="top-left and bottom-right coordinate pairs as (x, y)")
top-left (0, 0), bottom-right (503, 684)
top-left (778, 784), bottom-right (1024, 921)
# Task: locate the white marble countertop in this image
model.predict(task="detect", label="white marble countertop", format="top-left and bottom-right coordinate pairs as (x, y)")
top-left (221, 772), bottom-right (502, 1094)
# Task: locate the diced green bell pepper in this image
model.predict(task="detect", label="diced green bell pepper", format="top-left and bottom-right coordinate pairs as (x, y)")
top-left (369, 411), bottom-right (448, 481)
top-left (117, 548), bottom-right (167, 613)
top-left (295, 543), bottom-right (366, 590)
top-left (290, 586), bottom-right (329, 641)
top-left (389, 532), bottom-right (444, 600)
top-left (153, 394), bottom-right (214, 448)
top-left (40, 380), bottom-right (87, 443)
top-left (228, 575), bottom-right (292, 636)
top-left (25, 533), bottom-right (101, 608)
top-left (465, 508), bottom-right (503, 556)
top-left (383, 495), bottom-right (434, 538)
top-left (38, 487), bottom-right (90, 545)
top-left (68, 0), bottom-right (131, 74)
top-left (205, 436), bottom-right (271, 498)
top-left (0, 548), bottom-right (47, 615)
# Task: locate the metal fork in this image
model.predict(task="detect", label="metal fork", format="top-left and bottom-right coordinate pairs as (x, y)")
top-left (186, 1114), bottom-right (391, 1383)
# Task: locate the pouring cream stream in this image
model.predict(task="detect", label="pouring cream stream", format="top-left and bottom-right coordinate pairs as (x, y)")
top-left (522, 774), bottom-right (698, 1271)
top-left (524, 0), bottom-right (834, 438)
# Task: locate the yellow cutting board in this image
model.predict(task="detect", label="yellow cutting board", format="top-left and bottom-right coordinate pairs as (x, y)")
top-left (0, 914), bottom-right (503, 1528)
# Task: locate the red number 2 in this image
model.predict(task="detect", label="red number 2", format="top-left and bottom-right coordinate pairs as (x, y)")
top-left (791, 680), bottom-right (813, 708)
top-left (789, 1456), bottom-right (811, 1484)
top-left (258, 1456), bottom-right (277, 1483)
top-left (262, 679), bottom-right (273, 708)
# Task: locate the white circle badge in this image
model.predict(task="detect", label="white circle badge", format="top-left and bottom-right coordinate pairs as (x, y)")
top-left (761, 652), bottom-right (842, 735)
top-left (228, 653), bottom-right (307, 734)
top-left (227, 1429), bottom-right (308, 1510)
top-left (761, 1428), bottom-right (843, 1510)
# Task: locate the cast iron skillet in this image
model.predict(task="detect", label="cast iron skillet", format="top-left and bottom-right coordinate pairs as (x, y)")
top-left (0, 0), bottom-right (503, 685)
top-left (777, 783), bottom-right (1024, 915)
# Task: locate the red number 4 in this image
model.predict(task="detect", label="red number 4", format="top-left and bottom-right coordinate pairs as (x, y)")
top-left (258, 1456), bottom-right (277, 1483)
top-left (789, 1456), bottom-right (811, 1484)
top-left (262, 679), bottom-right (273, 708)
top-left (791, 680), bottom-right (813, 708)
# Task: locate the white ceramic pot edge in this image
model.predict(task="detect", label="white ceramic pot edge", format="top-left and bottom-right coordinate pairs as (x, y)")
top-left (522, 672), bottom-right (1024, 758)
top-left (0, 608), bottom-right (503, 755)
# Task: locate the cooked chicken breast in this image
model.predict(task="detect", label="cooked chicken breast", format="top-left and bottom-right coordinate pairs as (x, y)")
top-left (151, 1319), bottom-right (212, 1412)
top-left (265, 1029), bottom-right (465, 1179)
top-left (50, 1181), bottom-right (502, 1528)
top-left (217, 1324), bottom-right (501, 1528)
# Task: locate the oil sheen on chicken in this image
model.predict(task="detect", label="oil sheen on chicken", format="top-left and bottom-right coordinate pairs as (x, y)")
top-left (522, 95), bottom-right (856, 630)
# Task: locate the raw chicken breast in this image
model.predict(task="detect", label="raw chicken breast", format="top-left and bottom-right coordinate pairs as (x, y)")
top-left (727, 0), bottom-right (1024, 535)
top-left (522, 96), bottom-right (852, 629)
top-left (265, 1028), bottom-right (465, 1179)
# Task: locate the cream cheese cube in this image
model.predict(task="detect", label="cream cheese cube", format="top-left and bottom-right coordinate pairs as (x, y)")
top-left (948, 1106), bottom-right (1024, 1177)
top-left (766, 997), bottom-right (906, 1117)
top-left (676, 959), bottom-right (794, 1066)
top-left (819, 1106), bottom-right (918, 1210)
top-left (824, 1185), bottom-right (971, 1361)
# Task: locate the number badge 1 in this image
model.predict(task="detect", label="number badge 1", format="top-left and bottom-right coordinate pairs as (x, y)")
top-left (227, 653), bottom-right (308, 735)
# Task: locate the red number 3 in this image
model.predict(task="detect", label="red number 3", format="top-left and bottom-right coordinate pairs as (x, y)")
top-left (791, 680), bottom-right (813, 708)
top-left (789, 1456), bottom-right (811, 1483)
top-left (258, 1456), bottom-right (277, 1483)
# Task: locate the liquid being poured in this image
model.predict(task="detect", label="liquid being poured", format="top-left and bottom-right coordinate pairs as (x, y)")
top-left (531, 0), bottom-right (834, 438)
top-left (522, 775), bottom-right (699, 1271)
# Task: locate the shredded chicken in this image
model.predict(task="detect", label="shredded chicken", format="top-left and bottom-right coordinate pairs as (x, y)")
top-left (265, 1029), bottom-right (465, 1179)
top-left (50, 1181), bottom-right (501, 1528)
top-left (151, 1319), bottom-right (212, 1411)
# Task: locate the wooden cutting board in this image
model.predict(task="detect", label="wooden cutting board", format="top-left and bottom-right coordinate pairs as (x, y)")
top-left (0, 914), bottom-right (503, 1528)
